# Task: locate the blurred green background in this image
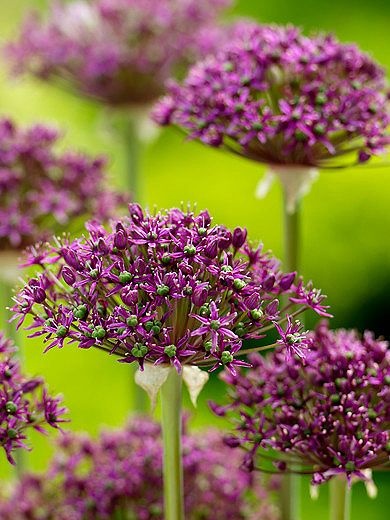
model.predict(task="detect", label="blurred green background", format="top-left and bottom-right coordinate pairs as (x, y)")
top-left (0, 0), bottom-right (389, 518)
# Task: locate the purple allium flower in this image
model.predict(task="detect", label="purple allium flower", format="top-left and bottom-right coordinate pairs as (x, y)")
top-left (214, 322), bottom-right (390, 485)
top-left (0, 118), bottom-right (122, 250)
top-left (7, 0), bottom-right (232, 106)
top-left (0, 417), bottom-right (280, 520)
top-left (154, 22), bottom-right (390, 167)
top-left (0, 332), bottom-right (67, 465)
top-left (11, 204), bottom-right (328, 375)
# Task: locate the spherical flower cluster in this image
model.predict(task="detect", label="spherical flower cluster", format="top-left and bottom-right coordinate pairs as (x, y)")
top-left (214, 322), bottom-right (390, 485)
top-left (7, 0), bottom-right (232, 106)
top-left (0, 333), bottom-right (67, 464)
top-left (0, 417), bottom-right (280, 520)
top-left (154, 22), bottom-right (390, 167)
top-left (12, 204), bottom-right (329, 374)
top-left (0, 118), bottom-right (122, 250)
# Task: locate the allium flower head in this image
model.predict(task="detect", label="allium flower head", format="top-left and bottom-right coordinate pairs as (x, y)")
top-left (215, 322), bottom-right (390, 485)
top-left (0, 117), bottom-right (122, 250)
top-left (7, 0), bottom-right (233, 106)
top-left (0, 332), bottom-right (67, 464)
top-left (0, 417), bottom-right (280, 520)
top-left (12, 204), bottom-right (328, 375)
top-left (154, 22), bottom-right (390, 167)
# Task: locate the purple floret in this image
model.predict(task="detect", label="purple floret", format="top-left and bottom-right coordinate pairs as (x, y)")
top-left (7, 0), bottom-right (233, 106)
top-left (154, 22), bottom-right (390, 167)
top-left (0, 332), bottom-right (67, 465)
top-left (0, 117), bottom-right (123, 250)
top-left (11, 204), bottom-right (327, 374)
top-left (214, 321), bottom-right (390, 485)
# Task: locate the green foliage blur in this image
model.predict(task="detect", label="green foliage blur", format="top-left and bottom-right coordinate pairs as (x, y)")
top-left (0, 1), bottom-right (389, 518)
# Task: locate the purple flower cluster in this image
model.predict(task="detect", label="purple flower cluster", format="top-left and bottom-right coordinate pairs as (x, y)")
top-left (12, 205), bottom-right (329, 374)
top-left (7, 0), bottom-right (232, 106)
top-left (0, 332), bottom-right (67, 464)
top-left (0, 417), bottom-right (280, 520)
top-left (154, 22), bottom-right (390, 166)
top-left (0, 118), bottom-right (122, 250)
top-left (214, 322), bottom-right (390, 485)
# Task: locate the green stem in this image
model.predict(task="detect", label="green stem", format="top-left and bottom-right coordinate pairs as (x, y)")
top-left (283, 191), bottom-right (301, 274)
top-left (330, 476), bottom-right (351, 520)
top-left (280, 472), bottom-right (300, 520)
top-left (281, 184), bottom-right (302, 520)
top-left (161, 369), bottom-right (184, 520)
top-left (122, 114), bottom-right (142, 202)
top-left (115, 112), bottom-right (147, 413)
top-left (130, 364), bottom-right (148, 413)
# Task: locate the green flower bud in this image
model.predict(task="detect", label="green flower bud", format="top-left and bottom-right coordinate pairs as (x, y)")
top-left (89, 268), bottom-right (99, 279)
top-left (315, 93), bottom-right (327, 105)
top-left (131, 344), bottom-right (148, 358)
top-left (221, 351), bottom-right (233, 364)
top-left (198, 227), bottom-right (207, 236)
top-left (204, 341), bottom-right (212, 352)
top-left (5, 401), bottom-right (17, 414)
top-left (157, 285), bottom-right (170, 297)
top-left (330, 394), bottom-right (340, 404)
top-left (92, 326), bottom-right (106, 340)
top-left (56, 325), bottom-right (68, 338)
top-left (145, 321), bottom-right (154, 332)
top-left (184, 244), bottom-right (196, 256)
top-left (250, 309), bottom-right (263, 321)
top-left (74, 305), bottom-right (88, 320)
top-left (164, 345), bottom-right (177, 358)
top-left (199, 305), bottom-right (210, 317)
top-left (126, 316), bottom-right (138, 327)
top-left (233, 279), bottom-right (246, 290)
top-left (119, 271), bottom-right (132, 284)
top-left (221, 265), bottom-right (233, 273)
top-left (151, 325), bottom-right (161, 335)
top-left (345, 461), bottom-right (355, 472)
top-left (161, 254), bottom-right (171, 265)
top-left (210, 320), bottom-right (220, 330)
top-left (367, 409), bottom-right (377, 420)
top-left (223, 61), bottom-right (234, 72)
top-left (7, 428), bottom-right (18, 439)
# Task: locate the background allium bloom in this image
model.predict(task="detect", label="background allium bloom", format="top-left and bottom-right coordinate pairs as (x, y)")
top-left (12, 205), bottom-right (328, 374)
top-left (215, 322), bottom-right (390, 485)
top-left (0, 118), bottom-right (122, 250)
top-left (154, 23), bottom-right (390, 166)
top-left (0, 333), bottom-right (67, 464)
top-left (7, 0), bottom-right (232, 106)
top-left (0, 417), bottom-right (280, 520)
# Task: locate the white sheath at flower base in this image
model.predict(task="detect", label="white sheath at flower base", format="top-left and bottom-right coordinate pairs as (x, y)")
top-left (135, 363), bottom-right (172, 410)
top-left (182, 366), bottom-right (209, 407)
top-left (0, 251), bottom-right (21, 285)
top-left (135, 363), bottom-right (209, 409)
top-left (256, 166), bottom-right (319, 214)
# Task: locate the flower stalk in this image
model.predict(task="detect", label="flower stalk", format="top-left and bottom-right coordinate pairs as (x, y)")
top-left (161, 368), bottom-right (184, 520)
top-left (330, 476), bottom-right (351, 520)
top-left (122, 113), bottom-right (142, 202)
top-left (280, 174), bottom-right (303, 520)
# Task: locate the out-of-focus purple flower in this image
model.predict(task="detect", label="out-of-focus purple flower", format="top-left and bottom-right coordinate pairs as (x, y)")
top-left (7, 0), bottom-right (233, 106)
top-left (0, 332), bottom-right (67, 465)
top-left (0, 118), bottom-right (123, 250)
top-left (0, 417), bottom-right (280, 520)
top-left (11, 204), bottom-right (326, 375)
top-left (154, 22), bottom-right (390, 167)
top-left (214, 322), bottom-right (390, 485)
